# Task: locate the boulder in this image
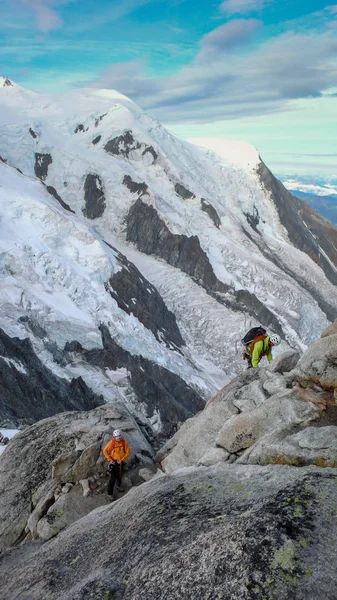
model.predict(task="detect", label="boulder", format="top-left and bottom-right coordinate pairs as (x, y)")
top-left (160, 396), bottom-right (238, 473)
top-left (216, 394), bottom-right (318, 454)
top-left (321, 318), bottom-right (337, 338)
top-left (0, 403), bottom-right (154, 552)
top-left (239, 426), bottom-right (337, 467)
top-left (293, 334), bottom-right (337, 389)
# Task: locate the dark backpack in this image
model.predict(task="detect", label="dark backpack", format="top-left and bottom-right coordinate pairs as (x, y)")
top-left (241, 326), bottom-right (267, 346)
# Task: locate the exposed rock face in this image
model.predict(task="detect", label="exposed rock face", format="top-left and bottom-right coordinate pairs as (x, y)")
top-left (0, 464), bottom-right (336, 600)
top-left (92, 135), bottom-right (101, 145)
top-left (0, 328), bottom-right (102, 424)
top-left (45, 185), bottom-right (75, 213)
top-left (257, 160), bottom-right (337, 287)
top-left (126, 198), bottom-right (283, 334)
top-left (142, 145), bottom-right (158, 161)
top-left (34, 152), bottom-right (52, 180)
top-left (65, 325), bottom-right (204, 436)
top-left (82, 173), bottom-right (106, 219)
top-left (2, 77), bottom-right (13, 87)
top-left (94, 113), bottom-right (107, 127)
top-left (201, 198), bottom-right (221, 228)
top-left (105, 245), bottom-right (185, 350)
top-left (0, 403), bottom-right (155, 552)
top-left (321, 318), bottom-right (337, 338)
top-left (28, 128), bottom-right (37, 139)
top-left (104, 130), bottom-right (157, 164)
top-left (159, 343), bottom-right (337, 473)
top-left (74, 124), bottom-right (88, 133)
top-left (104, 130), bottom-right (140, 157)
top-left (123, 174), bottom-right (148, 196)
top-left (244, 205), bottom-right (260, 232)
top-left (175, 182), bottom-right (195, 200)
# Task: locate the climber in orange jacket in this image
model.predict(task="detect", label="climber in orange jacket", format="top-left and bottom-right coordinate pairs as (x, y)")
top-left (103, 429), bottom-right (131, 498)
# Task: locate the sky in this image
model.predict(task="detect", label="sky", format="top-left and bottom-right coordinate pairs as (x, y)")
top-left (1, 0), bottom-right (337, 181)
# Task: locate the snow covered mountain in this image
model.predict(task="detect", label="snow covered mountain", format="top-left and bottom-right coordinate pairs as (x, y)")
top-left (0, 75), bottom-right (337, 435)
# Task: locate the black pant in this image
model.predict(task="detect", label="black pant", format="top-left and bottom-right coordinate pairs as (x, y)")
top-left (107, 462), bottom-right (123, 495)
top-left (244, 353), bottom-right (253, 368)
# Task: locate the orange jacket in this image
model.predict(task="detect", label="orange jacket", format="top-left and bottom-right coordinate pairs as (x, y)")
top-left (103, 438), bottom-right (131, 462)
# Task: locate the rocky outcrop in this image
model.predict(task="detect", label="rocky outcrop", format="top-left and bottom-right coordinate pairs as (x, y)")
top-left (126, 198), bottom-right (283, 334)
top-left (201, 198), bottom-right (221, 228)
top-left (34, 152), bottom-right (52, 180)
top-left (29, 128), bottom-right (37, 139)
top-left (104, 130), bottom-right (140, 157)
top-left (92, 135), bottom-right (101, 145)
top-left (45, 184), bottom-right (75, 213)
top-left (257, 160), bottom-right (337, 287)
top-left (123, 174), bottom-right (148, 196)
top-left (0, 403), bottom-right (155, 552)
top-left (74, 124), bottom-right (88, 133)
top-left (0, 464), bottom-right (336, 600)
top-left (82, 173), bottom-right (106, 219)
top-left (158, 343), bottom-right (337, 473)
top-left (0, 328), bottom-right (102, 425)
top-left (94, 113), bottom-right (107, 127)
top-left (1, 77), bottom-right (13, 87)
top-left (64, 325), bottom-right (204, 436)
top-left (175, 182), bottom-right (195, 200)
top-left (321, 317), bottom-right (337, 338)
top-left (244, 205), bottom-right (260, 232)
top-left (104, 130), bottom-right (157, 164)
top-left (105, 244), bottom-right (185, 351)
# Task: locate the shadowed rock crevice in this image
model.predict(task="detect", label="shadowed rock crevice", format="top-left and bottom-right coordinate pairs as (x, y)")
top-left (126, 198), bottom-right (283, 334)
top-left (45, 185), bottom-right (75, 214)
top-left (104, 244), bottom-right (185, 351)
top-left (82, 173), bottom-right (106, 219)
top-left (0, 328), bottom-right (102, 425)
top-left (201, 198), bottom-right (221, 228)
top-left (65, 324), bottom-right (204, 436)
top-left (244, 205), bottom-right (261, 232)
top-left (94, 113), bottom-right (107, 127)
top-left (257, 161), bottom-right (337, 287)
top-left (34, 153), bottom-right (52, 181)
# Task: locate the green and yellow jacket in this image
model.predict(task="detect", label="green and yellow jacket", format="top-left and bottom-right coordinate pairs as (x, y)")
top-left (246, 335), bottom-right (273, 368)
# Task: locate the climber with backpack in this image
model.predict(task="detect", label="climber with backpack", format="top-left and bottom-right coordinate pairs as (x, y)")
top-left (241, 326), bottom-right (281, 368)
top-left (103, 429), bottom-right (131, 499)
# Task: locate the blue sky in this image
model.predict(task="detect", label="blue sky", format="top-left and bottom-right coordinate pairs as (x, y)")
top-left (1, 0), bottom-right (337, 180)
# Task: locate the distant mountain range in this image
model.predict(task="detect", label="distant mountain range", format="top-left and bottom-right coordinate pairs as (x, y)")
top-left (288, 189), bottom-right (337, 228)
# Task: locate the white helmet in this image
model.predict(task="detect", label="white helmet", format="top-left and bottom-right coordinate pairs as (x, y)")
top-left (113, 429), bottom-right (122, 437)
top-left (270, 334), bottom-right (281, 346)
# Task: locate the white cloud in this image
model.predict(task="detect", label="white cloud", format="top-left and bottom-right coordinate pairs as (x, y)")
top-left (219, 0), bottom-right (271, 15)
top-left (90, 26), bottom-right (337, 125)
top-left (18, 0), bottom-right (75, 32)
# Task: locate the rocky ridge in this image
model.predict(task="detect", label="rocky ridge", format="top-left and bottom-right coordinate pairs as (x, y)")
top-left (0, 324), bottom-right (336, 598)
top-left (158, 324), bottom-right (337, 473)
